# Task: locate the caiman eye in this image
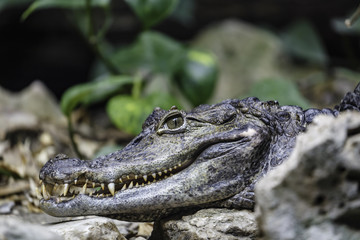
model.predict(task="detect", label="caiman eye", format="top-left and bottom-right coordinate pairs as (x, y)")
top-left (166, 115), bottom-right (184, 129)
top-left (157, 111), bottom-right (186, 135)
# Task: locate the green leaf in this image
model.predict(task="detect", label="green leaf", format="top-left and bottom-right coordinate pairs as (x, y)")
top-left (147, 92), bottom-right (182, 110)
top-left (21, 0), bottom-right (110, 21)
top-left (169, 0), bottom-right (195, 25)
top-left (0, 0), bottom-right (32, 12)
top-left (107, 93), bottom-right (181, 135)
top-left (247, 78), bottom-right (311, 109)
top-left (175, 49), bottom-right (218, 106)
top-left (125, 0), bottom-right (178, 29)
top-left (282, 20), bottom-right (328, 65)
top-left (60, 75), bottom-right (133, 116)
top-left (107, 96), bottom-right (154, 135)
top-left (112, 31), bottom-right (185, 75)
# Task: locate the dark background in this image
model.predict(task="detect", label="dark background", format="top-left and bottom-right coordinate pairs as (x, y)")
top-left (0, 0), bottom-right (359, 99)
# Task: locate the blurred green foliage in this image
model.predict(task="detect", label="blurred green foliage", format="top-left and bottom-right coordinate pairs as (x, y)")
top-left (246, 79), bottom-right (311, 109)
top-left (18, 0), bottom-right (218, 138)
top-left (60, 75), bottom-right (134, 117)
top-left (175, 49), bottom-right (218, 106)
top-left (124, 0), bottom-right (178, 30)
top-left (1, 0), bottom-right (357, 141)
top-left (111, 31), bottom-right (185, 75)
top-left (282, 20), bottom-right (328, 66)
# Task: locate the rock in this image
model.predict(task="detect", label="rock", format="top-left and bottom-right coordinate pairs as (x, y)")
top-left (0, 215), bottom-right (62, 240)
top-left (256, 112), bottom-right (360, 240)
top-left (0, 81), bottom-right (66, 127)
top-left (48, 216), bottom-right (126, 240)
top-left (0, 200), bottom-right (15, 214)
top-left (191, 20), bottom-right (287, 103)
top-left (154, 208), bottom-right (258, 240)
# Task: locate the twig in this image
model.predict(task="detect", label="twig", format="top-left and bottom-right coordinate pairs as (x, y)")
top-left (345, 4), bottom-right (360, 27)
top-left (85, 0), bottom-right (120, 75)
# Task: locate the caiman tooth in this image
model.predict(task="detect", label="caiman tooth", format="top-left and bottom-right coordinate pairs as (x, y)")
top-left (41, 183), bottom-right (46, 194)
top-left (135, 175), bottom-right (138, 180)
top-left (143, 175), bottom-right (148, 182)
top-left (128, 181), bottom-right (134, 189)
top-left (163, 170), bottom-right (168, 174)
top-left (173, 166), bottom-right (177, 170)
top-left (64, 183), bottom-right (69, 196)
top-left (169, 167), bottom-right (173, 172)
top-left (101, 183), bottom-right (105, 190)
top-left (152, 173), bottom-right (156, 179)
top-left (119, 178), bottom-right (123, 183)
top-left (127, 175), bottom-right (130, 180)
top-left (74, 179), bottom-right (78, 185)
top-left (108, 183), bottom-right (115, 196)
top-left (92, 182), bottom-right (96, 188)
top-left (178, 163), bottom-right (182, 167)
top-left (121, 184), bottom-right (127, 191)
top-left (158, 172), bottom-right (162, 177)
top-left (81, 183), bottom-right (87, 194)
top-left (53, 183), bottom-right (59, 192)
top-left (135, 182), bottom-right (139, 188)
top-left (41, 183), bottom-right (50, 200)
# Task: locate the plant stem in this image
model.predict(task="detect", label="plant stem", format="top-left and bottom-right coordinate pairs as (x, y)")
top-left (85, 0), bottom-right (120, 75)
top-left (67, 116), bottom-right (84, 159)
top-left (132, 75), bottom-right (142, 99)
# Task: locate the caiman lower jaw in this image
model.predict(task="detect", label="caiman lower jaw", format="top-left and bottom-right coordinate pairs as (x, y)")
top-left (38, 161), bottom-right (184, 203)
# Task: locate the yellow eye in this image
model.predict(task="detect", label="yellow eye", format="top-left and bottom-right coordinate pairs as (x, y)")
top-left (157, 110), bottom-right (186, 135)
top-left (166, 115), bottom-right (184, 129)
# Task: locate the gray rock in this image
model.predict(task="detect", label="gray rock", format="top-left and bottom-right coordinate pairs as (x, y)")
top-left (0, 215), bottom-right (62, 240)
top-left (191, 20), bottom-right (287, 103)
top-left (48, 216), bottom-right (127, 240)
top-left (0, 201), bottom-right (15, 214)
top-left (156, 208), bottom-right (258, 240)
top-left (256, 112), bottom-right (360, 240)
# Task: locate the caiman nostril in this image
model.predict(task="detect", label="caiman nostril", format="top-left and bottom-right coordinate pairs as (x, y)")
top-left (132, 135), bottom-right (143, 146)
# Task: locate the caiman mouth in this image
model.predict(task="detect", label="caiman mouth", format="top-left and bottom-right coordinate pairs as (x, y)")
top-left (38, 161), bottom-right (185, 203)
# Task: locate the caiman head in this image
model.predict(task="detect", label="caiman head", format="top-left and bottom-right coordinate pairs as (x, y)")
top-left (39, 97), bottom-right (309, 221)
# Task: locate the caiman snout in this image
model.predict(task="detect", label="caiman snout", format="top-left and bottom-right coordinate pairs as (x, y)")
top-left (39, 154), bottom-right (87, 184)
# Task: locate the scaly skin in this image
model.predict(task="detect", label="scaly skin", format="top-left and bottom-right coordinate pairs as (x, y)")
top-left (39, 83), bottom-right (360, 221)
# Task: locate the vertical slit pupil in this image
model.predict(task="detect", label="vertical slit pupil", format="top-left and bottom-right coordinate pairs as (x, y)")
top-left (166, 115), bottom-right (184, 129)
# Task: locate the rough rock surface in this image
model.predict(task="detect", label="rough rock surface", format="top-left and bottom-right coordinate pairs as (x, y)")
top-left (48, 216), bottom-right (126, 240)
top-left (153, 208), bottom-right (258, 240)
top-left (256, 112), bottom-right (360, 240)
top-left (0, 215), bottom-right (62, 240)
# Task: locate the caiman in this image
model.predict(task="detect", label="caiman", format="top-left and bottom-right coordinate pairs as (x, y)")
top-left (39, 83), bottom-right (360, 221)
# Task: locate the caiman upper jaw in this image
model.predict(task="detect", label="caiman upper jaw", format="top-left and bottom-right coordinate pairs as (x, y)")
top-left (38, 156), bottom-right (185, 202)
